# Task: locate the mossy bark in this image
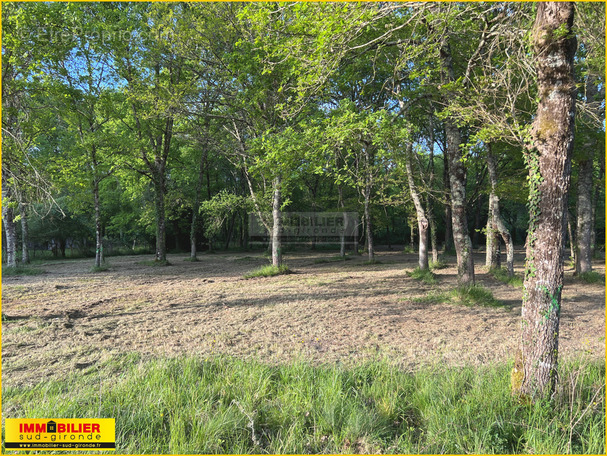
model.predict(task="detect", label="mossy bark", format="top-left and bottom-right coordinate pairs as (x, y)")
top-left (518, 1), bottom-right (577, 400)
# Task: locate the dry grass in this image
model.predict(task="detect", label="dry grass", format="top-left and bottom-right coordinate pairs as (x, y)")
top-left (2, 250), bottom-right (604, 388)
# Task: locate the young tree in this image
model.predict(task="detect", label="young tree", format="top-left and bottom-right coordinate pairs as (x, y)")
top-left (516, 1), bottom-right (577, 399)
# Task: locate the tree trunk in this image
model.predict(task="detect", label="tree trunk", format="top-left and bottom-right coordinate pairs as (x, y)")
top-left (517, 1), bottom-right (577, 400)
top-left (404, 143), bottom-right (429, 270)
top-left (272, 176), bottom-right (282, 267)
top-left (93, 179), bottom-right (103, 268)
top-left (3, 201), bottom-right (17, 268)
top-left (575, 148), bottom-right (594, 274)
top-left (486, 146), bottom-right (514, 275)
top-left (364, 188), bottom-right (374, 262)
top-left (190, 150), bottom-right (208, 261)
top-left (154, 177), bottom-right (167, 263)
top-left (442, 144), bottom-right (454, 254)
top-left (440, 39), bottom-right (475, 284)
top-left (19, 203), bottom-right (29, 264)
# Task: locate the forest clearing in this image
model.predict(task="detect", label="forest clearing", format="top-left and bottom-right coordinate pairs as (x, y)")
top-left (2, 250), bottom-right (605, 388)
top-left (2, 1), bottom-right (605, 454)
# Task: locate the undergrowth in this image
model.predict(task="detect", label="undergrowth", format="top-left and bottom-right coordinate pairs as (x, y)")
top-left (489, 267), bottom-right (524, 287)
top-left (244, 264), bottom-right (291, 278)
top-left (407, 267), bottom-right (438, 284)
top-left (412, 285), bottom-right (506, 309)
top-left (576, 271), bottom-right (604, 284)
top-left (2, 355), bottom-right (603, 454)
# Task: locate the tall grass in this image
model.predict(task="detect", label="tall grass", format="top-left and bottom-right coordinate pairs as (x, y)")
top-left (3, 355), bottom-right (603, 454)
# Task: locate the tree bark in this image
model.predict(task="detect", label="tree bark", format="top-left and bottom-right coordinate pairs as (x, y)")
top-left (575, 140), bottom-right (594, 275)
top-left (443, 154), bottom-right (454, 253)
top-left (3, 199), bottom-right (17, 268)
top-left (404, 143), bottom-right (429, 270)
top-left (271, 176), bottom-right (282, 267)
top-left (486, 145), bottom-right (514, 275)
top-left (93, 179), bottom-right (104, 268)
top-left (440, 39), bottom-right (475, 284)
top-left (19, 203), bottom-right (29, 264)
top-left (364, 186), bottom-right (374, 262)
top-left (154, 175), bottom-right (167, 263)
top-left (363, 147), bottom-right (374, 262)
top-left (518, 1), bottom-right (577, 400)
top-left (190, 150), bottom-right (208, 261)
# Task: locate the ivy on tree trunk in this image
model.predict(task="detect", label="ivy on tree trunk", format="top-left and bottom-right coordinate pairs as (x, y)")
top-left (518, 1), bottom-right (577, 400)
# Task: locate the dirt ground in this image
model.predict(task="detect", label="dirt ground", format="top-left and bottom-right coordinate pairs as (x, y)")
top-left (2, 249), bottom-right (605, 388)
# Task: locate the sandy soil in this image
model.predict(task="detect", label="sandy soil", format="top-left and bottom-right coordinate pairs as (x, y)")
top-left (2, 249), bottom-right (604, 387)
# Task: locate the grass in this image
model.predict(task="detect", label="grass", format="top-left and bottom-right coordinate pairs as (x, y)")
top-left (90, 263), bottom-right (111, 273)
top-left (576, 271), bottom-right (604, 284)
top-left (244, 264), bottom-right (291, 279)
top-left (2, 265), bottom-right (45, 277)
top-left (407, 267), bottom-right (438, 285)
top-left (412, 285), bottom-right (506, 309)
top-left (429, 258), bottom-right (448, 270)
top-left (489, 267), bottom-right (524, 287)
top-left (2, 354), bottom-right (603, 454)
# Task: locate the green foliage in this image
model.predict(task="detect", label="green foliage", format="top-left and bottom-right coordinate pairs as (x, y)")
top-left (407, 267), bottom-right (438, 284)
top-left (3, 355), bottom-right (603, 454)
top-left (244, 264), bottom-right (291, 279)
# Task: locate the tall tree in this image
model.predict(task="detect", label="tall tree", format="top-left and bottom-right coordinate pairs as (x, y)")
top-left (516, 1), bottom-right (577, 399)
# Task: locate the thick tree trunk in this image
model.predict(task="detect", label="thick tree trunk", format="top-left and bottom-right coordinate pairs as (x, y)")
top-left (486, 146), bottom-right (514, 275)
top-left (271, 176), bottom-right (282, 267)
top-left (404, 143), bottom-right (429, 270)
top-left (440, 40), bottom-right (474, 284)
top-left (575, 149), bottom-right (594, 274)
top-left (93, 180), bottom-right (103, 268)
top-left (154, 177), bottom-right (167, 263)
top-left (19, 203), bottom-right (29, 264)
top-left (518, 1), bottom-right (577, 400)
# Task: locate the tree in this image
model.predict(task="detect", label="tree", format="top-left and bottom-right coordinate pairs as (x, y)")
top-left (516, 1), bottom-right (577, 399)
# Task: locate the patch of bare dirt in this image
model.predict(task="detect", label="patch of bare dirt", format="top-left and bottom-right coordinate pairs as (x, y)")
top-left (2, 249), bottom-right (604, 387)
